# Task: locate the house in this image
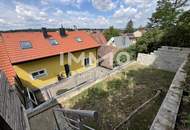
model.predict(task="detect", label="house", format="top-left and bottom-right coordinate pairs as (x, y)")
top-left (125, 33), bottom-right (137, 44)
top-left (107, 36), bottom-right (133, 49)
top-left (90, 31), bottom-right (107, 45)
top-left (97, 45), bottom-right (118, 69)
top-left (90, 31), bottom-right (119, 69)
top-left (133, 28), bottom-right (146, 38)
top-left (0, 28), bottom-right (100, 91)
top-left (133, 30), bottom-right (143, 38)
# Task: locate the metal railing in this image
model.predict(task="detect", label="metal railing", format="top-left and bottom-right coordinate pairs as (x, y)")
top-left (53, 108), bottom-right (98, 130)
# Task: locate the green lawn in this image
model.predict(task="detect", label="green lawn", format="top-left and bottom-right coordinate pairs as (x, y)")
top-left (63, 63), bottom-right (175, 130)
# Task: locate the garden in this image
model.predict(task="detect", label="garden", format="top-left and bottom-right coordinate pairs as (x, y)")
top-left (62, 63), bottom-right (175, 130)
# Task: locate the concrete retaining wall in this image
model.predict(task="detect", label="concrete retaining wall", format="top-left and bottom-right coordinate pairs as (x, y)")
top-left (150, 60), bottom-right (187, 130)
top-left (137, 46), bottom-right (190, 130)
top-left (137, 46), bottom-right (189, 72)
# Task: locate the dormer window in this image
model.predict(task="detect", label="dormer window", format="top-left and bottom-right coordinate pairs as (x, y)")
top-left (75, 37), bottom-right (82, 42)
top-left (49, 38), bottom-right (59, 46)
top-left (20, 41), bottom-right (32, 49)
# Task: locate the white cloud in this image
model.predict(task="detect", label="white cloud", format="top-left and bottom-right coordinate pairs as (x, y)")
top-left (96, 16), bottom-right (109, 25)
top-left (123, 0), bottom-right (145, 4)
top-left (0, 19), bottom-right (6, 24)
top-left (0, 0), bottom-right (158, 30)
top-left (15, 3), bottom-right (48, 21)
top-left (41, 0), bottom-right (49, 5)
top-left (60, 0), bottom-right (84, 4)
top-left (113, 6), bottom-right (137, 18)
top-left (66, 10), bottom-right (91, 17)
top-left (92, 0), bottom-right (117, 11)
top-left (53, 9), bottom-right (64, 16)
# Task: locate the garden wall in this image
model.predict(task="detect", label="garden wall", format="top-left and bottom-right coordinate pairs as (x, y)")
top-left (137, 46), bottom-right (190, 130)
top-left (150, 59), bottom-right (187, 130)
top-left (137, 46), bottom-right (189, 72)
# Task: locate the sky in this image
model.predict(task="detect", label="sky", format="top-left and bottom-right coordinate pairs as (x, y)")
top-left (0, 0), bottom-right (158, 30)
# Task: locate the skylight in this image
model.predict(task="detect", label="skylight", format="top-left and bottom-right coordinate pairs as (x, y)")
top-left (49, 38), bottom-right (59, 46)
top-left (75, 37), bottom-right (83, 42)
top-left (20, 41), bottom-right (32, 49)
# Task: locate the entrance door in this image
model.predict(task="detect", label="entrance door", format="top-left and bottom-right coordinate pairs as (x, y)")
top-left (64, 64), bottom-right (71, 78)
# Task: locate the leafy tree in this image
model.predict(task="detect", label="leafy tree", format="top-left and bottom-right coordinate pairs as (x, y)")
top-left (136, 0), bottom-right (190, 53)
top-left (149, 0), bottom-right (180, 29)
top-left (124, 20), bottom-right (134, 33)
top-left (136, 29), bottom-right (165, 53)
top-left (103, 26), bottom-right (120, 40)
top-left (162, 10), bottom-right (190, 47)
top-left (172, 0), bottom-right (189, 9)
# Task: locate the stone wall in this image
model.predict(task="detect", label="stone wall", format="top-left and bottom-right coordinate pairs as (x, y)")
top-left (136, 46), bottom-right (190, 130)
top-left (150, 60), bottom-right (187, 130)
top-left (137, 46), bottom-right (189, 72)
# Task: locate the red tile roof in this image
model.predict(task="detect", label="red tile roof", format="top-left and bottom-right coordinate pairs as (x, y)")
top-left (0, 37), bottom-right (16, 85)
top-left (91, 31), bottom-right (107, 45)
top-left (0, 31), bottom-right (100, 85)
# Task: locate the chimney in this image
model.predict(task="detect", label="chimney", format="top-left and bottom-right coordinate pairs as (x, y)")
top-left (59, 25), bottom-right (66, 37)
top-left (41, 27), bottom-right (48, 38)
top-left (0, 33), bottom-right (3, 42)
top-left (73, 25), bottom-right (78, 31)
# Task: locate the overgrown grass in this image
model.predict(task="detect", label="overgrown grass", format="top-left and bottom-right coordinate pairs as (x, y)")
top-left (63, 63), bottom-right (175, 130)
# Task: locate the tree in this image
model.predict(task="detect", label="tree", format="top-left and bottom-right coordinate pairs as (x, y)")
top-left (136, 28), bottom-right (165, 53)
top-left (103, 26), bottom-right (120, 40)
top-left (161, 10), bottom-right (190, 47)
top-left (149, 0), bottom-right (180, 29)
top-left (172, 0), bottom-right (189, 8)
top-left (124, 20), bottom-right (134, 33)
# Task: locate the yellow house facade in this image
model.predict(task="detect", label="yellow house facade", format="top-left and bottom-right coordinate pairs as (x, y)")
top-left (0, 30), bottom-right (100, 91)
top-left (13, 48), bottom-right (97, 89)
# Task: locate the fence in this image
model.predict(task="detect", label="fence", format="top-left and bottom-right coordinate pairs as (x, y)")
top-left (37, 62), bottom-right (133, 103)
top-left (0, 70), bottom-right (29, 130)
top-left (53, 108), bottom-right (98, 130)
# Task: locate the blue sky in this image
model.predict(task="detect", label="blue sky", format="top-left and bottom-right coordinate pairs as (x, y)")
top-left (0, 0), bottom-right (158, 30)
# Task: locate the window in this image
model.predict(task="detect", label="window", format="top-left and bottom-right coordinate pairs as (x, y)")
top-left (75, 37), bottom-right (82, 42)
top-left (31, 69), bottom-right (47, 80)
top-left (20, 41), bottom-right (32, 49)
top-left (49, 38), bottom-right (59, 45)
top-left (84, 57), bottom-right (90, 67)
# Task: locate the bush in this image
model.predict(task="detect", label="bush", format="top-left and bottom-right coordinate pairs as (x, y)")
top-left (136, 28), bottom-right (165, 53)
top-left (113, 45), bottom-right (138, 67)
top-left (125, 44), bottom-right (138, 60)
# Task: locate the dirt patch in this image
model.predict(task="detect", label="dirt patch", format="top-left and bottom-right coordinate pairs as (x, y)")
top-left (61, 63), bottom-right (175, 130)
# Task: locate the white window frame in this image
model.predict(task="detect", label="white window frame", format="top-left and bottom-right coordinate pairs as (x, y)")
top-left (48, 38), bottom-right (59, 46)
top-left (75, 37), bottom-right (83, 42)
top-left (30, 69), bottom-right (48, 80)
top-left (20, 41), bottom-right (33, 49)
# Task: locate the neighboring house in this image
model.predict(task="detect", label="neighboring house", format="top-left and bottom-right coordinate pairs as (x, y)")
top-left (107, 36), bottom-right (133, 49)
top-left (90, 31), bottom-right (118, 69)
top-left (0, 28), bottom-right (100, 90)
top-left (123, 29), bottom-right (146, 44)
top-left (125, 33), bottom-right (137, 44)
top-left (97, 45), bottom-right (118, 69)
top-left (90, 31), bottom-right (107, 45)
top-left (133, 29), bottom-right (146, 38)
top-left (133, 30), bottom-right (143, 38)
